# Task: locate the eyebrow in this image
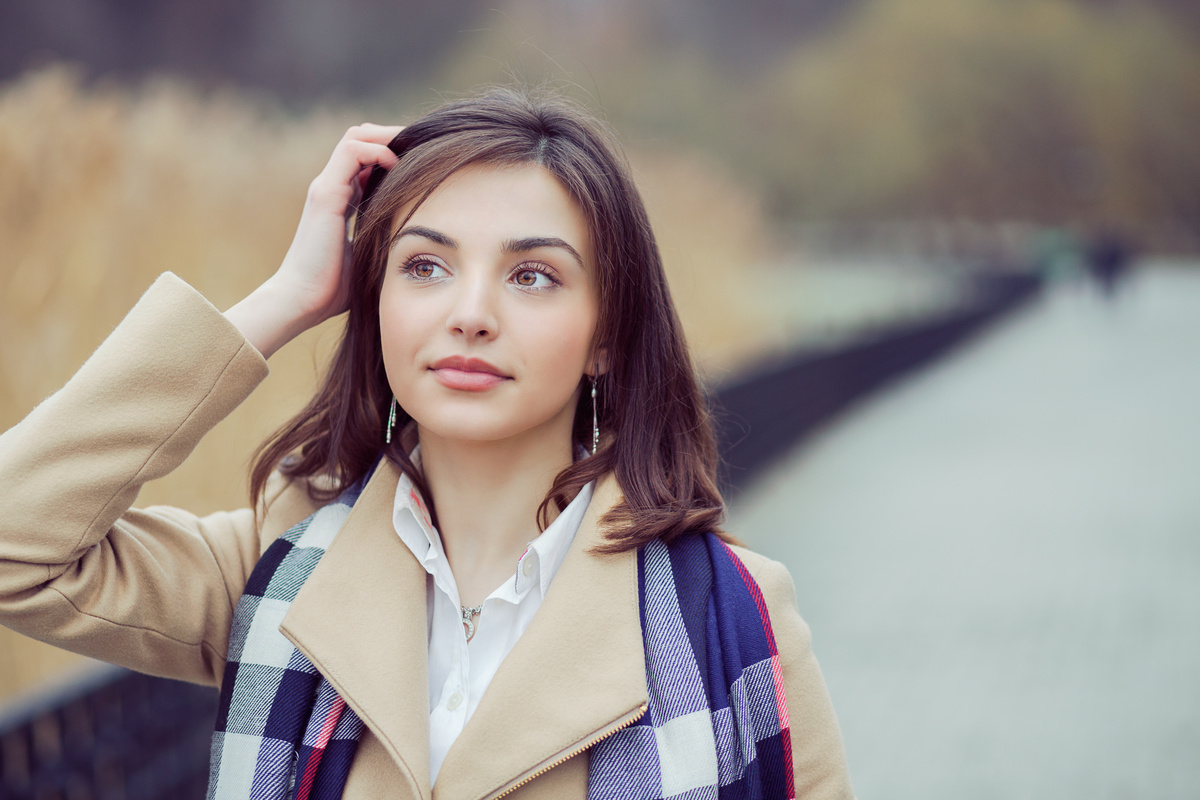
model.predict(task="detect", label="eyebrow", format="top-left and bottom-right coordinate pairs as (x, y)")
top-left (392, 226), bottom-right (584, 269)
top-left (502, 237), bottom-right (584, 269)
top-left (393, 225), bottom-right (457, 249)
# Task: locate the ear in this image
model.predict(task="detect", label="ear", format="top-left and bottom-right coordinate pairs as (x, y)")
top-left (586, 346), bottom-right (611, 377)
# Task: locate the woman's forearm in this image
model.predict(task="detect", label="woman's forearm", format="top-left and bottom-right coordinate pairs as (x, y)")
top-left (223, 275), bottom-right (325, 361)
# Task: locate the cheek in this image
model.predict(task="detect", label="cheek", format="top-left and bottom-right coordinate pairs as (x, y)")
top-left (521, 305), bottom-right (597, 385)
top-left (378, 289), bottom-right (432, 378)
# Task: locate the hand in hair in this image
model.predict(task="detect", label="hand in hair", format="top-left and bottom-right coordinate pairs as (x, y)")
top-left (224, 124), bottom-right (402, 359)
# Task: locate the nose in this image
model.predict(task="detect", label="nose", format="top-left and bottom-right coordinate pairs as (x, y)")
top-left (445, 271), bottom-right (499, 341)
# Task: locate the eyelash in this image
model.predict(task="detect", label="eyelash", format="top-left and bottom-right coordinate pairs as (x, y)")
top-left (397, 256), bottom-right (561, 290)
top-left (398, 255), bottom-right (446, 280)
top-left (510, 263), bottom-right (561, 290)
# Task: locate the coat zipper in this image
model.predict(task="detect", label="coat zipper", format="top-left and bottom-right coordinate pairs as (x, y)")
top-left (486, 702), bottom-right (649, 799)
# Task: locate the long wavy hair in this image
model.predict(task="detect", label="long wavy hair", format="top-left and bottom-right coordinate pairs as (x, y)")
top-left (250, 88), bottom-right (726, 552)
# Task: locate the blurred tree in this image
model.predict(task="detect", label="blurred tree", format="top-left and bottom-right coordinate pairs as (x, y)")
top-left (1, 0), bottom-right (1196, 248)
top-left (754, 0), bottom-right (1200, 245)
top-left (0, 0), bottom-right (487, 102)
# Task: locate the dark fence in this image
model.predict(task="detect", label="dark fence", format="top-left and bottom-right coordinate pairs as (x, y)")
top-left (0, 269), bottom-right (1041, 799)
top-left (713, 271), bottom-right (1042, 494)
top-left (0, 667), bottom-right (216, 800)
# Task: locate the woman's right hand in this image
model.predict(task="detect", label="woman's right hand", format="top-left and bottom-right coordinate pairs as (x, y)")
top-left (225, 124), bottom-right (403, 359)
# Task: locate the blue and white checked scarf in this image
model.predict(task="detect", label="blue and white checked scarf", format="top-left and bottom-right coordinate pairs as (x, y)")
top-left (207, 480), bottom-right (366, 800)
top-left (588, 534), bottom-right (795, 799)
top-left (209, 477), bottom-right (794, 799)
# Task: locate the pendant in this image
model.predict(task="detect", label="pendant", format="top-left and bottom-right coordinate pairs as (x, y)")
top-left (461, 603), bottom-right (483, 642)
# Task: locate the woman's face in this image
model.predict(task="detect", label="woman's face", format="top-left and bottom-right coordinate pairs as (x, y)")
top-left (379, 162), bottom-right (599, 450)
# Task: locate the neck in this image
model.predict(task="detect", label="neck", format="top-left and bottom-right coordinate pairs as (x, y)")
top-left (417, 424), bottom-right (576, 604)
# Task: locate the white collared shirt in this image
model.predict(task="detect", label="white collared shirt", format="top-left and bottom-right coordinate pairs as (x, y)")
top-left (391, 449), bottom-right (594, 785)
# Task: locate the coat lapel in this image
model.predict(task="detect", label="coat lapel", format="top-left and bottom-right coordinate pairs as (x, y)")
top-left (280, 459), bottom-right (433, 800)
top-left (432, 475), bottom-right (648, 800)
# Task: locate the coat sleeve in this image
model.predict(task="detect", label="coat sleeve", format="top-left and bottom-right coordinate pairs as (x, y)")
top-left (732, 545), bottom-right (856, 800)
top-left (0, 273), bottom-right (273, 686)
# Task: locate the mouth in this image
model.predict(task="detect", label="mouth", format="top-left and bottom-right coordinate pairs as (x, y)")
top-left (428, 356), bottom-right (511, 391)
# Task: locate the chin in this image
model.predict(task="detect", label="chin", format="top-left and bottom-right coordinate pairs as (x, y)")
top-left (411, 408), bottom-right (577, 450)
top-left (409, 410), bottom-right (527, 444)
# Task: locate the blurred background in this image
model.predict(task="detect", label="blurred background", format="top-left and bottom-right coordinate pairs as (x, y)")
top-left (1, 0), bottom-right (1198, 796)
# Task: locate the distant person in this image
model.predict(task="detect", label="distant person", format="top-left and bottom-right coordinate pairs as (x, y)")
top-left (0, 90), bottom-right (853, 798)
top-left (1087, 229), bottom-right (1134, 299)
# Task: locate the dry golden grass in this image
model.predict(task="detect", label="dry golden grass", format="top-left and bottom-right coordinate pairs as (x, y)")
top-left (0, 67), bottom-right (775, 703)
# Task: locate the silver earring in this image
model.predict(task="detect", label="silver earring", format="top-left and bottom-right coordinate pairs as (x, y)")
top-left (590, 372), bottom-right (599, 456)
top-left (385, 397), bottom-right (397, 445)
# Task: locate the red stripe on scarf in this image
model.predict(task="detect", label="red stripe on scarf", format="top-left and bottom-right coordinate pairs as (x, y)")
top-left (294, 695), bottom-right (348, 800)
top-left (722, 542), bottom-right (797, 800)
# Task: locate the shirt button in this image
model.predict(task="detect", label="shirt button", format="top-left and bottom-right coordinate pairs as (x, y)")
top-left (522, 558), bottom-right (536, 577)
top-left (446, 692), bottom-right (463, 711)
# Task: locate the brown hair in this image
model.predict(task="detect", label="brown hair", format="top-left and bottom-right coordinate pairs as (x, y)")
top-left (250, 87), bottom-right (726, 552)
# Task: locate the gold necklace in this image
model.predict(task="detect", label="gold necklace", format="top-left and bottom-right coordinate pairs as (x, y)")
top-left (460, 603), bottom-right (484, 642)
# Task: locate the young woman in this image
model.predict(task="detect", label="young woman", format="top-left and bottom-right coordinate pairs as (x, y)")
top-left (0, 89), bottom-right (853, 799)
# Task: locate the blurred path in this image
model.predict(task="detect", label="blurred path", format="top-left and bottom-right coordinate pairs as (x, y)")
top-left (728, 263), bottom-right (1200, 798)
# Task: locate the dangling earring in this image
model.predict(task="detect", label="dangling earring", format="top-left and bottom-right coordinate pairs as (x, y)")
top-left (590, 368), bottom-right (599, 456)
top-left (385, 397), bottom-right (397, 445)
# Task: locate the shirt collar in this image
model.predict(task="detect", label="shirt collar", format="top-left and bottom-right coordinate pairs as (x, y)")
top-left (391, 443), bottom-right (596, 600)
top-left (514, 478), bottom-right (594, 597)
top-left (391, 445), bottom-right (457, 602)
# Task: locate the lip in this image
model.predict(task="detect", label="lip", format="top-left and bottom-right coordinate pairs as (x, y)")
top-left (428, 355), bottom-right (511, 391)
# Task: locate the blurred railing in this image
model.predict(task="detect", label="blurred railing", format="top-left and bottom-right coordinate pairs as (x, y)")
top-left (714, 270), bottom-right (1042, 494)
top-left (0, 666), bottom-right (214, 800)
top-left (0, 269), bottom-right (1041, 799)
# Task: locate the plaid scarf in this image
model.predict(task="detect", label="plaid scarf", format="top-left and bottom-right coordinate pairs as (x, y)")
top-left (207, 481), bottom-right (366, 800)
top-left (587, 534), bottom-right (796, 799)
top-left (208, 479), bottom-right (794, 799)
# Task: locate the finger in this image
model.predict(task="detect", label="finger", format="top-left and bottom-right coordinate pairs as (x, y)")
top-left (341, 123), bottom-right (404, 147)
top-left (321, 140), bottom-right (400, 185)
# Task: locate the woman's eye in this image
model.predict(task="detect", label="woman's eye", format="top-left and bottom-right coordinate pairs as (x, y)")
top-left (402, 258), bottom-right (447, 280)
top-left (513, 268), bottom-right (555, 289)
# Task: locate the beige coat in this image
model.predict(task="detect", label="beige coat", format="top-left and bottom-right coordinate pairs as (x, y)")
top-left (0, 274), bottom-right (853, 800)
